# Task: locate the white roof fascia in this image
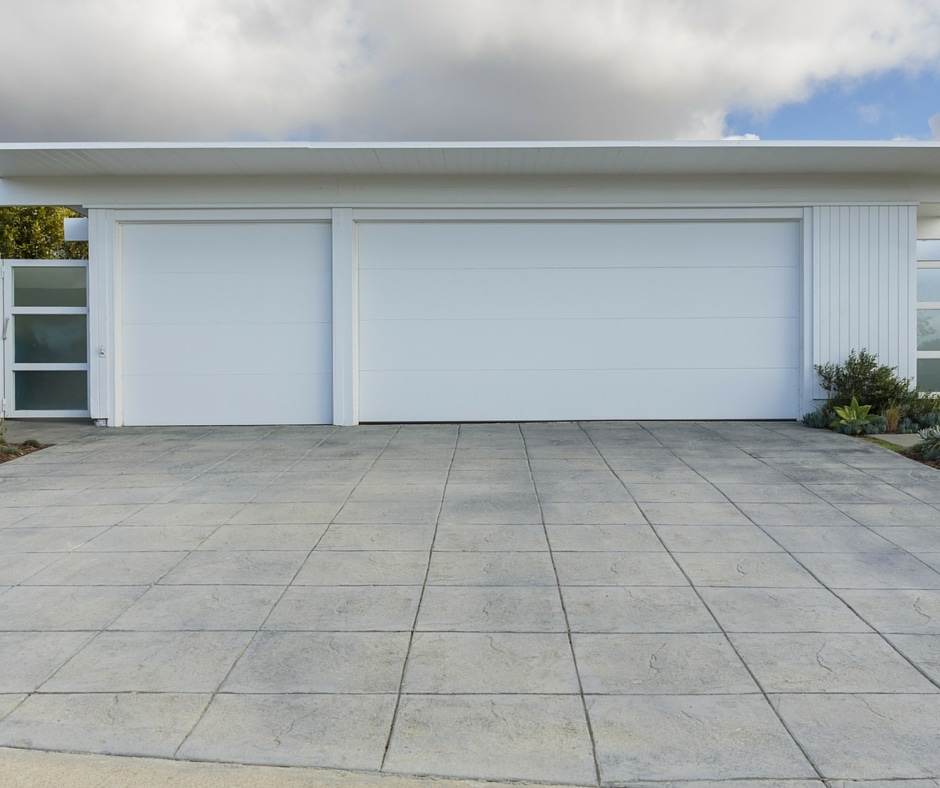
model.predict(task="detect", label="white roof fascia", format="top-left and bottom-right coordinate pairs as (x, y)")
top-left (1, 140), bottom-right (940, 179)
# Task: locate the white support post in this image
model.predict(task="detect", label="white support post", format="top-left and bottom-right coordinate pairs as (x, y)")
top-left (87, 209), bottom-right (116, 426)
top-left (331, 208), bottom-right (358, 425)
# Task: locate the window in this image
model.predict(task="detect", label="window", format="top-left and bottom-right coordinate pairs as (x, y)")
top-left (917, 240), bottom-right (940, 393)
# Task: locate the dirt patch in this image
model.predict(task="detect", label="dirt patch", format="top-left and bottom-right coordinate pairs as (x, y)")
top-left (903, 449), bottom-right (940, 472)
top-left (0, 442), bottom-right (46, 464)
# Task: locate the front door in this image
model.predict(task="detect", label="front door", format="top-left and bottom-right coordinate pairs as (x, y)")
top-left (1, 259), bottom-right (89, 418)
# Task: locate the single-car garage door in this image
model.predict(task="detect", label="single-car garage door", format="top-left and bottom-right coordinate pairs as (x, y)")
top-left (359, 220), bottom-right (799, 421)
top-left (121, 221), bottom-right (332, 425)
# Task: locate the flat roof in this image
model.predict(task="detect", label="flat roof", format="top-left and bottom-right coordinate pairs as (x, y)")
top-left (2, 141), bottom-right (940, 179)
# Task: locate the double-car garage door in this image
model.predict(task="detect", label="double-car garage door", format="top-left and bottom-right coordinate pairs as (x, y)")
top-left (120, 217), bottom-right (799, 424)
top-left (359, 220), bottom-right (799, 422)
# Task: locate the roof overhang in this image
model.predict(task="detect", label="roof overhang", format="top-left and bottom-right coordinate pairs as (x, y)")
top-left (2, 140), bottom-right (940, 179)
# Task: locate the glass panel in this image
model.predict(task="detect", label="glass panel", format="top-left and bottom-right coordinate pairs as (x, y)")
top-left (14, 315), bottom-right (88, 363)
top-left (918, 359), bottom-right (940, 393)
top-left (918, 269), bottom-right (940, 303)
top-left (13, 267), bottom-right (87, 307)
top-left (14, 371), bottom-right (88, 411)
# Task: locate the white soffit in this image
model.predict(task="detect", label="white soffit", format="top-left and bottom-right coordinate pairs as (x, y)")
top-left (1, 141), bottom-right (940, 179)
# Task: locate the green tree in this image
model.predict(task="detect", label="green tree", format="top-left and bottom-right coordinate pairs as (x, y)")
top-left (0, 206), bottom-right (88, 259)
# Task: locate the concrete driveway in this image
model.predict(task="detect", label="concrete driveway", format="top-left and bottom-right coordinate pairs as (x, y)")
top-left (1, 420), bottom-right (939, 786)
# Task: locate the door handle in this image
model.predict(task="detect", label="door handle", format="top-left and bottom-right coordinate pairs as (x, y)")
top-left (1, 317), bottom-right (8, 341)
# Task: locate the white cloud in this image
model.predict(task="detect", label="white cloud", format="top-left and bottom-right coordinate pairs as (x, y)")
top-left (931, 113), bottom-right (940, 139)
top-left (2, 0), bottom-right (940, 141)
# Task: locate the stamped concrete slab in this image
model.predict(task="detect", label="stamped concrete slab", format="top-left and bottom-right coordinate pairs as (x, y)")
top-left (314, 523), bottom-right (435, 551)
top-left (195, 523), bottom-right (329, 551)
top-left (427, 551), bottom-right (557, 586)
top-left (434, 523), bottom-right (548, 552)
top-left (263, 585), bottom-right (421, 631)
top-left (0, 525), bottom-right (108, 553)
top-left (415, 586), bottom-right (567, 632)
top-left (729, 633), bottom-right (937, 693)
top-left (0, 693), bottom-right (210, 759)
top-left (772, 693), bottom-right (940, 779)
top-left (159, 550), bottom-right (308, 585)
top-left (177, 694), bottom-right (397, 770)
top-left (699, 587), bottom-right (872, 633)
top-left (656, 524), bottom-right (784, 553)
top-left (553, 551), bottom-right (687, 586)
top-left (41, 631), bottom-right (252, 693)
top-left (384, 695), bottom-right (596, 784)
top-left (295, 550), bottom-right (428, 586)
top-left (762, 525), bottom-right (896, 553)
top-left (794, 551), bottom-right (940, 590)
top-left (573, 633), bottom-right (759, 694)
top-left (544, 523), bottom-right (662, 552)
top-left (540, 500), bottom-right (647, 524)
top-left (562, 586), bottom-right (720, 633)
top-left (21, 551), bottom-right (186, 586)
top-left (78, 524), bottom-right (217, 552)
top-left (109, 585), bottom-right (282, 631)
top-left (839, 590), bottom-right (940, 634)
top-left (223, 632), bottom-right (410, 693)
top-left (0, 585), bottom-right (145, 631)
top-left (3, 420), bottom-right (940, 785)
top-left (403, 632), bottom-right (579, 694)
top-left (588, 694), bottom-right (816, 781)
top-left (675, 552), bottom-right (821, 588)
top-left (884, 634), bottom-right (940, 683)
top-left (0, 632), bottom-right (92, 692)
top-left (736, 502), bottom-right (858, 526)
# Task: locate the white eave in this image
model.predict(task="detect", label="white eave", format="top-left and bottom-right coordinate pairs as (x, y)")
top-left (2, 140), bottom-right (940, 179)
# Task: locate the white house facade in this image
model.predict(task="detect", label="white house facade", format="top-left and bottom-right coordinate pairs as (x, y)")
top-left (1, 141), bottom-right (939, 426)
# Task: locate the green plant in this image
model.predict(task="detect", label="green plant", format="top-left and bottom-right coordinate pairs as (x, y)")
top-left (883, 405), bottom-right (902, 433)
top-left (802, 409), bottom-right (830, 428)
top-left (829, 397), bottom-right (883, 435)
top-left (917, 426), bottom-right (940, 461)
top-left (0, 444), bottom-right (19, 456)
top-left (21, 438), bottom-right (41, 449)
top-left (815, 349), bottom-right (916, 415)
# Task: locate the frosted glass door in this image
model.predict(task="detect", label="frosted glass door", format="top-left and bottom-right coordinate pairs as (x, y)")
top-left (2, 261), bottom-right (89, 416)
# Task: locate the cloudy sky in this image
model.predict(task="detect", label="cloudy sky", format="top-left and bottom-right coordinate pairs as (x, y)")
top-left (2, 0), bottom-right (940, 143)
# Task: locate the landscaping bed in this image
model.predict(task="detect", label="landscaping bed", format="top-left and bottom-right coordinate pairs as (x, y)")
top-left (0, 439), bottom-right (45, 464)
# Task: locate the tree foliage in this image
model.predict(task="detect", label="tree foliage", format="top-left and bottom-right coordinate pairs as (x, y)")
top-left (0, 206), bottom-right (88, 259)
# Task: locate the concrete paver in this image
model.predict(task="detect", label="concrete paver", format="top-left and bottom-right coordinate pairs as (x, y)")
top-left (1, 419), bottom-right (940, 785)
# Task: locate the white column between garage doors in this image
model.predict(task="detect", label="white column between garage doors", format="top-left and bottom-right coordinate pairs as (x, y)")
top-left (357, 214), bottom-right (802, 422)
top-left (116, 215), bottom-right (332, 426)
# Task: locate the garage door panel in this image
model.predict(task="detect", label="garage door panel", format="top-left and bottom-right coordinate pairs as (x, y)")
top-left (121, 220), bottom-right (332, 426)
top-left (123, 373), bottom-right (332, 426)
top-left (358, 221), bottom-right (798, 271)
top-left (360, 318), bottom-right (798, 371)
top-left (124, 271), bottom-right (331, 324)
top-left (121, 223), bottom-right (330, 275)
top-left (361, 369), bottom-right (798, 422)
top-left (123, 322), bottom-right (332, 376)
top-left (360, 267), bottom-right (797, 321)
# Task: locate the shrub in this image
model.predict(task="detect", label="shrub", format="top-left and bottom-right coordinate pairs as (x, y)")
top-left (22, 439), bottom-right (41, 449)
top-left (916, 426), bottom-right (940, 461)
top-left (802, 409), bottom-right (830, 428)
top-left (815, 349), bottom-right (915, 415)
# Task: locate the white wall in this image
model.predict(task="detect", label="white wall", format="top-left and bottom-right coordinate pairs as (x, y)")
top-left (809, 205), bottom-right (917, 403)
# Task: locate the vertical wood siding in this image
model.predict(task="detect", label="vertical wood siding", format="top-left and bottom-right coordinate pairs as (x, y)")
top-left (812, 205), bottom-right (917, 398)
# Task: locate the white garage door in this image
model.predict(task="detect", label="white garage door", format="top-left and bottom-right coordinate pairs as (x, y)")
top-left (359, 220), bottom-right (800, 421)
top-left (121, 221), bottom-right (332, 425)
